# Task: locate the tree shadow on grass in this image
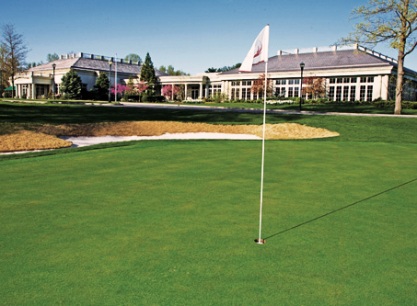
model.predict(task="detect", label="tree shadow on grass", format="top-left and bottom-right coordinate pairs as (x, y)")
top-left (263, 177), bottom-right (417, 240)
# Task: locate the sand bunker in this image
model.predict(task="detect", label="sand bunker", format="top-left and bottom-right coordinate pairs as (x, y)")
top-left (0, 121), bottom-right (339, 152)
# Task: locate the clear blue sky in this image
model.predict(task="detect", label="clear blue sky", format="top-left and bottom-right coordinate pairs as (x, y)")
top-left (5, 0), bottom-right (417, 74)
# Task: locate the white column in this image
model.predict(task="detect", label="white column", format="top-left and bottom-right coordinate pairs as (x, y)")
top-left (199, 83), bottom-right (203, 99)
top-left (184, 84), bottom-right (188, 100)
top-left (379, 75), bottom-right (389, 100)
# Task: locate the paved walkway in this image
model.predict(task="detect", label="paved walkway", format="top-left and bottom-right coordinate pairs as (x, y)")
top-left (117, 102), bottom-right (417, 119)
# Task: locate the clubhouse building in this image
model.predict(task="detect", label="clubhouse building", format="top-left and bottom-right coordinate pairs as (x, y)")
top-left (13, 44), bottom-right (417, 101)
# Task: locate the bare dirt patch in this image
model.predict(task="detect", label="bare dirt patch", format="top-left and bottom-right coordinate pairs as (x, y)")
top-left (1, 121), bottom-right (339, 152)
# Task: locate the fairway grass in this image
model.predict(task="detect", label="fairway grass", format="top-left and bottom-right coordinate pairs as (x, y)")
top-left (1, 139), bottom-right (416, 305)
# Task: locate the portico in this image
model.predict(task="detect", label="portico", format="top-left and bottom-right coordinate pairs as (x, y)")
top-left (159, 75), bottom-right (216, 100)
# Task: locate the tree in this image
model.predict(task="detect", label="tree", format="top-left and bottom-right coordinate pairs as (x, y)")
top-left (136, 81), bottom-right (149, 102)
top-left (125, 53), bottom-right (142, 64)
top-left (162, 84), bottom-right (182, 100)
top-left (303, 77), bottom-right (326, 99)
top-left (140, 52), bottom-right (157, 93)
top-left (251, 74), bottom-right (273, 98)
top-left (60, 69), bottom-right (83, 99)
top-left (205, 63), bottom-right (241, 73)
top-left (47, 53), bottom-right (59, 62)
top-left (93, 72), bottom-right (109, 100)
top-left (0, 24), bottom-right (28, 98)
top-left (342, 0), bottom-right (417, 114)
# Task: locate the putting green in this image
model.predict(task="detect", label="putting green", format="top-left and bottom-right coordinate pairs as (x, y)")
top-left (1, 140), bottom-right (416, 304)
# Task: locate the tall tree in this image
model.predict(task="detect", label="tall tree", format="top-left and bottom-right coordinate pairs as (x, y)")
top-left (342, 0), bottom-right (417, 114)
top-left (124, 53), bottom-right (142, 64)
top-left (140, 52), bottom-right (157, 92)
top-left (158, 65), bottom-right (188, 76)
top-left (251, 74), bottom-right (273, 98)
top-left (0, 24), bottom-right (28, 98)
top-left (303, 77), bottom-right (326, 99)
top-left (205, 63), bottom-right (241, 73)
top-left (47, 53), bottom-right (59, 62)
top-left (93, 72), bottom-right (109, 100)
top-left (60, 69), bottom-right (82, 99)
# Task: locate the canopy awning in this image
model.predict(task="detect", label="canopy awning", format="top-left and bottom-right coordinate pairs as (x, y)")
top-left (4, 86), bottom-right (16, 91)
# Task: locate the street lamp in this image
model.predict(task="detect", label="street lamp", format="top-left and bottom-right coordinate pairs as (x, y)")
top-left (52, 63), bottom-right (56, 97)
top-left (299, 62), bottom-right (305, 112)
top-left (108, 60), bottom-right (113, 102)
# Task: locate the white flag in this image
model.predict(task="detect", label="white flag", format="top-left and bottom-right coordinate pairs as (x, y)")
top-left (239, 25), bottom-right (269, 72)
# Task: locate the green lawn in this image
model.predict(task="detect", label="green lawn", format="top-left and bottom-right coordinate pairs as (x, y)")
top-left (0, 103), bottom-right (416, 305)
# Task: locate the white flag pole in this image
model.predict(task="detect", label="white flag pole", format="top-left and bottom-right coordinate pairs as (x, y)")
top-left (255, 24), bottom-right (269, 245)
top-left (239, 24), bottom-right (269, 244)
top-left (256, 59), bottom-right (268, 245)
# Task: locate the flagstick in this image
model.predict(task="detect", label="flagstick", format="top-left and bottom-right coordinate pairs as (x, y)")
top-left (256, 61), bottom-right (268, 245)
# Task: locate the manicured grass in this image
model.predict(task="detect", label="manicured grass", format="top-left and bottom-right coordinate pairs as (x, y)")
top-left (0, 102), bottom-right (416, 145)
top-left (0, 103), bottom-right (416, 304)
top-left (1, 139), bottom-right (416, 304)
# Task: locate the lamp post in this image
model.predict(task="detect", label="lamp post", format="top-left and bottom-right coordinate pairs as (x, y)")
top-left (108, 60), bottom-right (112, 102)
top-left (299, 62), bottom-right (305, 112)
top-left (52, 63), bottom-right (56, 98)
top-left (115, 54), bottom-right (118, 103)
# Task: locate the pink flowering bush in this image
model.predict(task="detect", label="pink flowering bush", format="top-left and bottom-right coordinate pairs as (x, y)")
top-left (162, 85), bottom-right (182, 100)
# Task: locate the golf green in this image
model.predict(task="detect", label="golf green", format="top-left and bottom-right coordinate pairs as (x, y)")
top-left (1, 139), bottom-right (416, 305)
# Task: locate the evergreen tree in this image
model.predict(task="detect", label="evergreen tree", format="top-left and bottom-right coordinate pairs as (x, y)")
top-left (140, 52), bottom-right (157, 88)
top-left (93, 72), bottom-right (109, 100)
top-left (60, 69), bottom-right (82, 99)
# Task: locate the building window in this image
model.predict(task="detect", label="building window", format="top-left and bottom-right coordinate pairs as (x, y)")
top-left (242, 88), bottom-right (247, 100)
top-left (360, 85), bottom-right (366, 101)
top-left (276, 79), bottom-right (287, 85)
top-left (242, 80), bottom-right (251, 86)
top-left (330, 78), bottom-right (336, 84)
top-left (336, 86), bottom-right (342, 101)
top-left (231, 88), bottom-right (236, 100)
top-left (343, 86), bottom-right (349, 101)
top-left (329, 87), bottom-right (335, 100)
top-left (367, 85), bottom-right (373, 101)
top-left (350, 86), bottom-right (356, 101)
top-left (288, 87), bottom-right (294, 97)
top-left (275, 87), bottom-right (286, 97)
top-left (294, 87), bottom-right (299, 97)
top-left (22, 84), bottom-right (28, 97)
top-left (360, 76), bottom-right (374, 83)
